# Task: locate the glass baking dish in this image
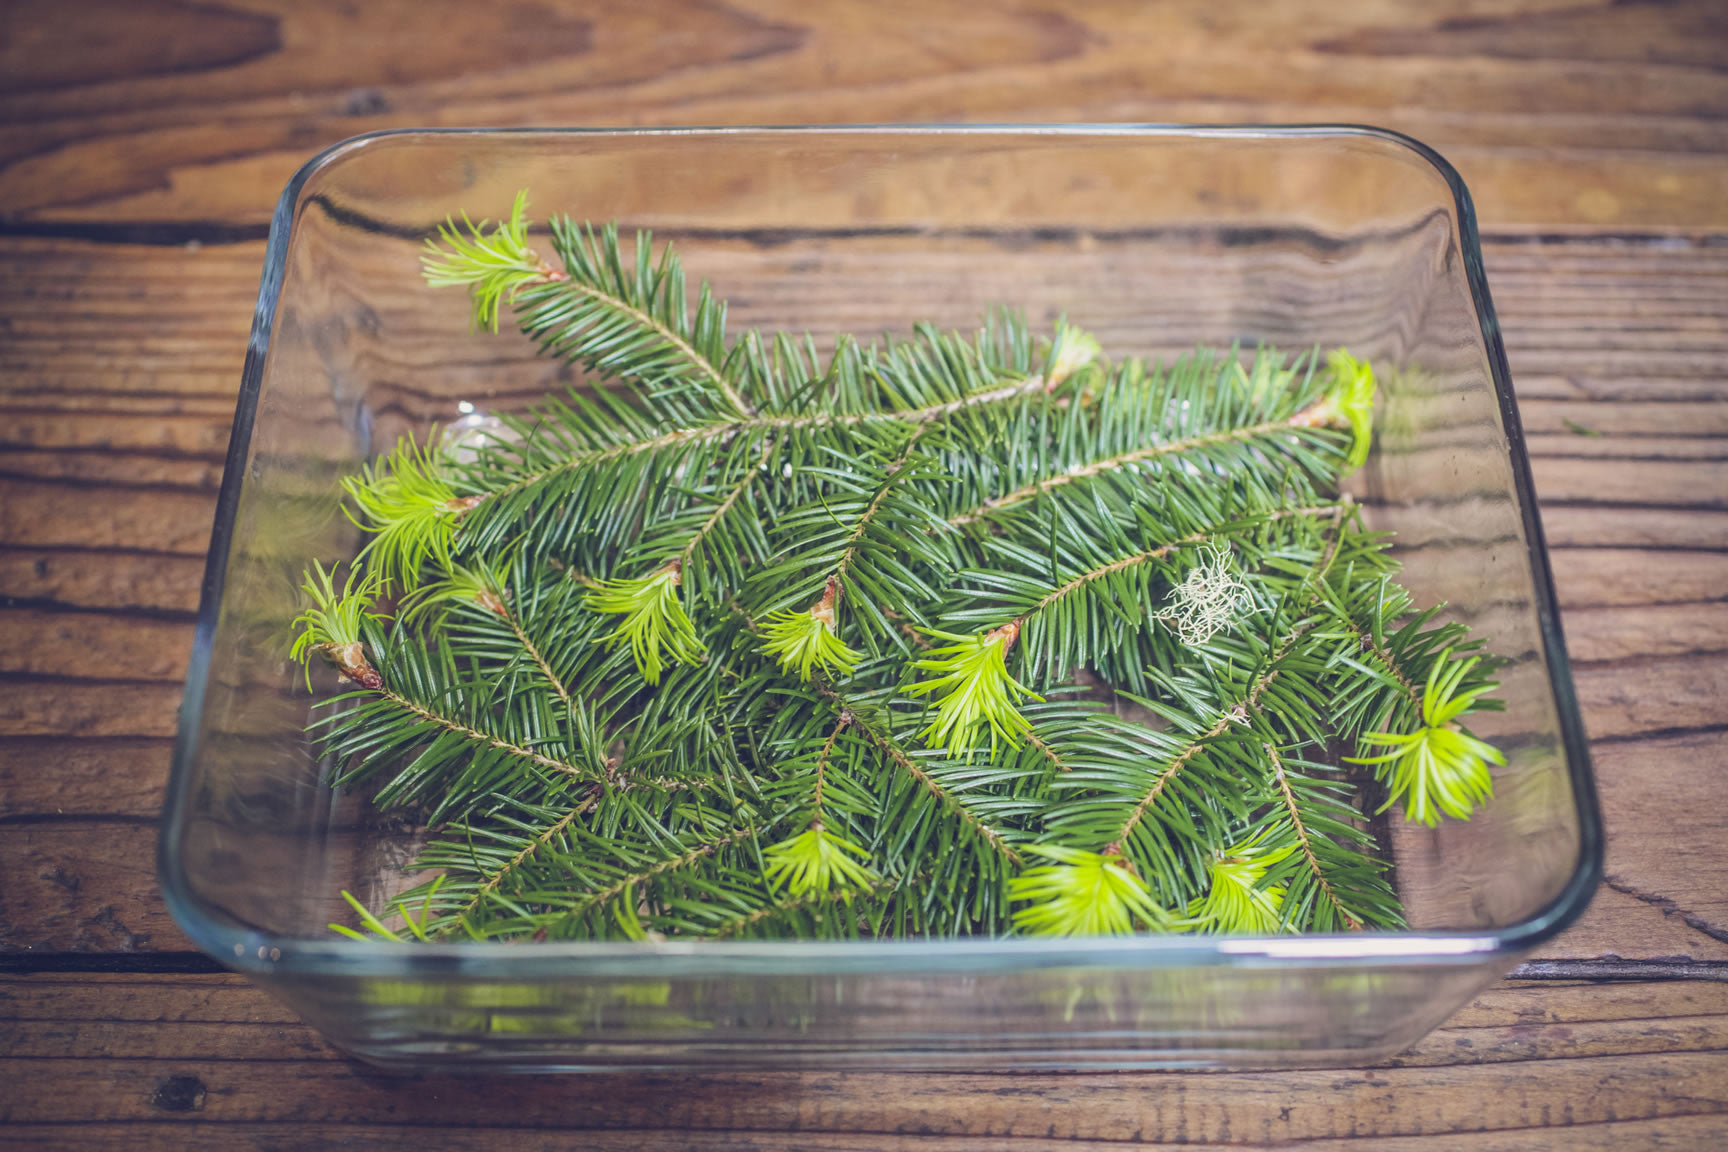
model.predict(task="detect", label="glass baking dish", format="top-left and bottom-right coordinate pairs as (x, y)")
top-left (160, 125), bottom-right (1601, 1071)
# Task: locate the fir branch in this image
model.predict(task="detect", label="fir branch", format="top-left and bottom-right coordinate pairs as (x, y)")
top-left (949, 400), bottom-right (1336, 528)
top-left (421, 190), bottom-right (564, 332)
top-left (325, 679), bottom-right (709, 805)
top-left (584, 564), bottom-right (706, 686)
top-left (677, 438), bottom-right (774, 573)
top-left (342, 435), bottom-right (470, 593)
top-left (906, 622), bottom-right (1044, 752)
top-left (817, 681), bottom-right (1024, 867)
top-left (526, 218), bottom-right (753, 417)
top-left (1023, 727), bottom-right (1072, 774)
top-left (371, 687), bottom-right (599, 784)
top-left (456, 320), bottom-right (1065, 529)
top-left (543, 823), bottom-right (763, 933)
top-left (503, 603), bottom-right (574, 709)
top-left (1092, 532), bottom-right (1342, 862)
top-left (451, 786), bottom-right (602, 928)
top-left (1101, 686), bottom-right (1262, 859)
top-left (1266, 742), bottom-right (1364, 931)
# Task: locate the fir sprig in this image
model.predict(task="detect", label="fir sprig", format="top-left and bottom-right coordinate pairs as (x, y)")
top-left (584, 563), bottom-right (706, 687)
top-left (1009, 845), bottom-right (1176, 936)
top-left (289, 560), bottom-right (382, 690)
top-left (421, 189), bottom-right (552, 332)
top-left (341, 435), bottom-right (475, 594)
top-left (295, 194), bottom-right (1516, 945)
top-left (1348, 652), bottom-right (1503, 826)
top-left (907, 623), bottom-right (1044, 752)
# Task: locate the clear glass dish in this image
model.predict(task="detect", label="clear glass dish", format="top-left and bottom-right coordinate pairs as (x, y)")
top-left (160, 125), bottom-right (1601, 1071)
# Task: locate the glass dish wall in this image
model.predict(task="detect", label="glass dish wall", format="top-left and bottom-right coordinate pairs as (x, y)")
top-left (161, 126), bottom-right (1600, 1071)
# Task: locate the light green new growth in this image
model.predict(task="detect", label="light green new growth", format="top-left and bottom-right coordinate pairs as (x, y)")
top-left (584, 565), bottom-right (705, 686)
top-left (288, 560), bottom-right (381, 690)
top-left (1316, 348), bottom-right (1377, 472)
top-left (764, 826), bottom-right (878, 896)
top-left (402, 559), bottom-right (512, 624)
top-left (1186, 828), bottom-right (1295, 935)
top-left (759, 576), bottom-right (862, 681)
top-left (341, 435), bottom-right (471, 594)
top-left (760, 609), bottom-right (863, 682)
top-left (906, 623), bottom-right (1044, 752)
top-left (420, 189), bottom-right (548, 331)
top-left (293, 192), bottom-right (1514, 945)
top-left (1349, 652), bottom-right (1504, 827)
top-left (1009, 846), bottom-right (1175, 936)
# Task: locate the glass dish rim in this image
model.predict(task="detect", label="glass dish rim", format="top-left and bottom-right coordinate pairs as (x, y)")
top-left (159, 123), bottom-right (1603, 980)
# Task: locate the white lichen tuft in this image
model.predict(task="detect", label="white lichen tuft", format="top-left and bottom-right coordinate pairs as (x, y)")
top-left (1153, 543), bottom-right (1258, 645)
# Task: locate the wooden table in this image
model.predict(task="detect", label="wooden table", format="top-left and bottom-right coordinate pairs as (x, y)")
top-left (3, 2), bottom-right (1726, 1147)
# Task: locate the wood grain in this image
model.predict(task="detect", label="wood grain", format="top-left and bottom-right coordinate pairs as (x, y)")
top-left (2, 1), bottom-right (1726, 232)
top-left (2, 2), bottom-right (1727, 1146)
top-left (2, 975), bottom-right (1728, 1147)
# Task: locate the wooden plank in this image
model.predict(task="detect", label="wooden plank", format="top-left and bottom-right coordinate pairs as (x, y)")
top-left (4, 1118), bottom-right (1728, 1151)
top-left (1572, 653), bottom-right (1728, 740)
top-left (3, 1041), bottom-right (1727, 1139)
top-left (0, 548), bottom-right (204, 616)
top-left (1547, 548), bottom-right (1728, 608)
top-left (0, 478), bottom-right (219, 556)
top-left (0, 609), bottom-right (193, 683)
top-left (1532, 883), bottom-right (1728, 965)
top-left (1, 2), bottom-right (1725, 232)
top-left (1, 974), bottom-right (1722, 1147)
top-left (1530, 458), bottom-right (1728, 509)
top-left (0, 739), bottom-right (173, 819)
top-left (1592, 730), bottom-right (1728, 950)
top-left (0, 682), bottom-right (183, 740)
top-left (1560, 603), bottom-right (1728, 665)
top-left (1539, 506), bottom-right (1728, 551)
top-left (6, 975), bottom-right (1727, 1068)
top-left (0, 823), bottom-right (187, 954)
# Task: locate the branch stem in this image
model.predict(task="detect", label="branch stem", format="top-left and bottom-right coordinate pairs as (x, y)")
top-left (815, 683), bottom-right (1022, 866)
top-left (1103, 504), bottom-right (1349, 856)
top-left (950, 398), bottom-right (1335, 527)
top-left (473, 372), bottom-right (1047, 509)
top-left (550, 824), bottom-right (761, 931)
top-left (453, 787), bottom-right (601, 926)
top-left (1265, 742), bottom-right (1365, 932)
top-left (1019, 502), bottom-right (1342, 623)
top-left (372, 688), bottom-right (705, 792)
top-left (540, 273), bottom-right (754, 417)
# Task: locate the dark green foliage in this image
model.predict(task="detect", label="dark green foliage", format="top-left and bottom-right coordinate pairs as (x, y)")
top-left (303, 201), bottom-right (1510, 943)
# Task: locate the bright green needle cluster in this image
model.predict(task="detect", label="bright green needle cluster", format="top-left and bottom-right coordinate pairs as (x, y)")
top-left (420, 189), bottom-right (546, 332)
top-left (764, 826), bottom-right (878, 896)
top-left (290, 193), bottom-right (1513, 945)
top-left (583, 565), bottom-right (706, 686)
top-left (759, 606), bottom-right (863, 682)
top-left (906, 624), bottom-right (1043, 751)
top-left (1185, 828), bottom-right (1295, 935)
top-left (341, 436), bottom-right (471, 593)
top-left (1008, 846), bottom-right (1174, 936)
top-left (1349, 653), bottom-right (1504, 826)
top-left (288, 560), bottom-right (381, 690)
